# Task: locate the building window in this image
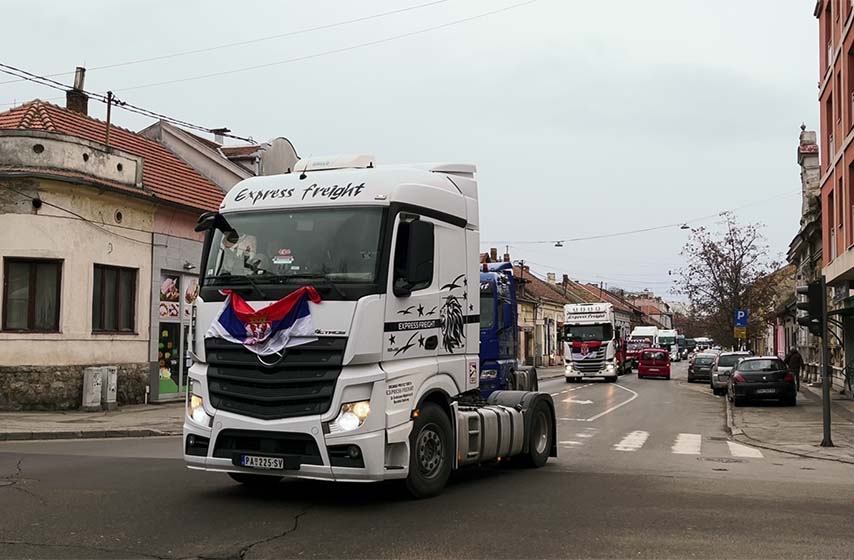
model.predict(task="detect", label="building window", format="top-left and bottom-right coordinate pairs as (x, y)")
top-left (92, 264), bottom-right (137, 333)
top-left (2, 258), bottom-right (62, 332)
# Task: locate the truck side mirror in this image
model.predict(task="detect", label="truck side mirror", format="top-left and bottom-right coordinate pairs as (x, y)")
top-left (393, 219), bottom-right (434, 297)
top-left (195, 212), bottom-right (217, 232)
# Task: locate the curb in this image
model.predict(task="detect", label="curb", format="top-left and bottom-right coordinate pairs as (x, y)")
top-left (725, 395), bottom-right (742, 437)
top-left (0, 428), bottom-right (182, 442)
top-left (726, 389), bottom-right (854, 465)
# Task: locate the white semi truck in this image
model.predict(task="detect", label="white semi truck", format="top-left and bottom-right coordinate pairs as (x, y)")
top-left (183, 155), bottom-right (556, 498)
top-left (562, 302), bottom-right (621, 382)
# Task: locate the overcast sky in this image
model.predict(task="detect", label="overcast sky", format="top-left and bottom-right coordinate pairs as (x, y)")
top-left (0, 0), bottom-right (818, 298)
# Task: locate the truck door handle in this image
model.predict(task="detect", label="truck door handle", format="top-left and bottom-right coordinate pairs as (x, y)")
top-left (425, 336), bottom-right (438, 350)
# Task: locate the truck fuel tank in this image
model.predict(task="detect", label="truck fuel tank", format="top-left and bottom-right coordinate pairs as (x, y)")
top-left (457, 405), bottom-right (525, 466)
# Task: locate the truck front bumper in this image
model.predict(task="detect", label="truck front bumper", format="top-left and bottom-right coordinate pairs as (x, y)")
top-left (184, 416), bottom-right (396, 482)
top-left (564, 364), bottom-right (618, 381)
top-left (183, 361), bottom-right (410, 483)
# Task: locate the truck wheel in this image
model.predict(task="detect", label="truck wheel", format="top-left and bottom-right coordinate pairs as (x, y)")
top-left (405, 402), bottom-right (452, 499)
top-left (506, 373), bottom-right (517, 391)
top-left (228, 473), bottom-right (282, 488)
top-left (521, 399), bottom-right (554, 468)
top-left (529, 368), bottom-right (539, 391)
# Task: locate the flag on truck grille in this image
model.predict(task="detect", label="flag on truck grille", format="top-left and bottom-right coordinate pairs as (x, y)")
top-left (205, 286), bottom-right (322, 356)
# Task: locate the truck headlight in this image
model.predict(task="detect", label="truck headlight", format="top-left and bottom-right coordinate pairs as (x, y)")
top-left (186, 380), bottom-right (212, 427)
top-left (481, 369), bottom-right (498, 380)
top-left (605, 363), bottom-right (616, 372)
top-left (330, 401), bottom-right (371, 433)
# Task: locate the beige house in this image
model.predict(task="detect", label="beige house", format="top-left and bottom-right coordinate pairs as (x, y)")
top-left (0, 94), bottom-right (226, 409)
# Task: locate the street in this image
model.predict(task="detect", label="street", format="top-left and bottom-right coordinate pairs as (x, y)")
top-left (2, 361), bottom-right (852, 559)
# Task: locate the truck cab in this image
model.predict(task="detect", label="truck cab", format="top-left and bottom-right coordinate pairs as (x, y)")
top-left (478, 262), bottom-right (536, 397)
top-left (183, 155), bottom-right (556, 498)
top-left (563, 303), bottom-right (620, 382)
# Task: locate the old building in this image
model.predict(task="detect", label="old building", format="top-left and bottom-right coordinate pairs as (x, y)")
top-left (789, 125), bottom-right (825, 382)
top-left (0, 91), bottom-right (225, 409)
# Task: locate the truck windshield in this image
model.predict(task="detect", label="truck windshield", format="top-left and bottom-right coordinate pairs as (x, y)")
top-left (564, 324), bottom-right (613, 341)
top-left (658, 336), bottom-right (676, 346)
top-left (203, 208), bottom-right (384, 285)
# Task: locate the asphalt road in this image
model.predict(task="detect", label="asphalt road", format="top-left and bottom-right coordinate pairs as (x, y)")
top-left (2, 362), bottom-right (853, 559)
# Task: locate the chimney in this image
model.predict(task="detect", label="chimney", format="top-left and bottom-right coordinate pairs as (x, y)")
top-left (65, 67), bottom-right (88, 116)
top-left (489, 247), bottom-right (498, 262)
top-left (211, 128), bottom-right (230, 144)
top-left (547, 272), bottom-right (557, 284)
top-left (503, 252), bottom-right (510, 263)
top-left (562, 274), bottom-right (569, 285)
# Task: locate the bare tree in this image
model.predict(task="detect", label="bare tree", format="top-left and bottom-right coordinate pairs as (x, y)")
top-left (676, 213), bottom-right (779, 349)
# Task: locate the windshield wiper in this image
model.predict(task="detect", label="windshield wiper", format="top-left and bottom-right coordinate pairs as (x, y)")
top-left (278, 273), bottom-right (347, 299)
top-left (209, 274), bottom-right (267, 299)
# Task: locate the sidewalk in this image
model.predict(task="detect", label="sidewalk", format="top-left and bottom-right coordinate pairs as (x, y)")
top-left (537, 366), bottom-right (565, 381)
top-left (0, 403), bottom-right (184, 442)
top-left (727, 383), bottom-right (854, 464)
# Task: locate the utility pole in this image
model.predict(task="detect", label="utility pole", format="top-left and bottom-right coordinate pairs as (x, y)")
top-left (820, 275), bottom-right (834, 447)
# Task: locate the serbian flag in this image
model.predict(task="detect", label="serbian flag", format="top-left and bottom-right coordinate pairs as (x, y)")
top-left (205, 286), bottom-right (322, 356)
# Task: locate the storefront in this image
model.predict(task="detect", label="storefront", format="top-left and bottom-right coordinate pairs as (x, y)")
top-left (148, 230), bottom-right (204, 403)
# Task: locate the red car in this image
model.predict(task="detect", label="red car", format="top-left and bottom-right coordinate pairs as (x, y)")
top-left (637, 348), bottom-right (671, 380)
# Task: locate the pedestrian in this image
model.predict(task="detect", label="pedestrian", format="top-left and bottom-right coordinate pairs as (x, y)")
top-left (784, 347), bottom-right (803, 391)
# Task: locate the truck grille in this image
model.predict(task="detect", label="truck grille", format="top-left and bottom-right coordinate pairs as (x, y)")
top-left (571, 347), bottom-right (606, 373)
top-left (204, 337), bottom-right (346, 420)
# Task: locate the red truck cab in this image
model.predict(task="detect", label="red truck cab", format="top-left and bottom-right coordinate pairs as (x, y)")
top-left (625, 337), bottom-right (653, 372)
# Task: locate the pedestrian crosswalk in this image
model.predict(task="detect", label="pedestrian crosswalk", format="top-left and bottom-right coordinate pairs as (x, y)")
top-left (558, 430), bottom-right (765, 459)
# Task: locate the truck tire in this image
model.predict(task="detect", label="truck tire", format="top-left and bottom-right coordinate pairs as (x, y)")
top-left (521, 399), bottom-right (554, 468)
top-left (228, 473), bottom-right (282, 488)
top-left (405, 402), bottom-right (452, 499)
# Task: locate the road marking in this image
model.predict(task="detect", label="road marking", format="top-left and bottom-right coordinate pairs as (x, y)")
top-left (559, 417), bottom-right (589, 421)
top-left (559, 440), bottom-right (582, 446)
top-left (563, 397), bottom-right (593, 404)
top-left (584, 383), bottom-right (639, 422)
top-left (672, 433), bottom-right (702, 455)
top-left (727, 441), bottom-right (764, 458)
top-left (575, 433), bottom-right (595, 438)
top-left (550, 392), bottom-right (560, 396)
top-left (613, 430), bottom-right (649, 452)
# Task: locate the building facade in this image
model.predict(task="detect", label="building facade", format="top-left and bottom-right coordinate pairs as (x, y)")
top-left (0, 96), bottom-right (225, 409)
top-left (816, 0), bottom-right (854, 389)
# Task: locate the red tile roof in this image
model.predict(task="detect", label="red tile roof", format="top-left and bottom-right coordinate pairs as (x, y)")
top-left (0, 100), bottom-right (225, 212)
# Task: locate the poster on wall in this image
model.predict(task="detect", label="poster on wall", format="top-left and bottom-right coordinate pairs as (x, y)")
top-left (158, 323), bottom-right (182, 394)
top-left (183, 277), bottom-right (199, 320)
top-left (159, 274), bottom-right (180, 319)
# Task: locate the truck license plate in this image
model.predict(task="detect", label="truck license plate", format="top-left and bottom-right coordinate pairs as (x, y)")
top-left (241, 455), bottom-right (285, 470)
top-left (648, 368), bottom-right (659, 372)
top-left (756, 388), bottom-right (775, 394)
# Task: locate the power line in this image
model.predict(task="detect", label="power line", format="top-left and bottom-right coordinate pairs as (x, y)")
top-left (112, 0), bottom-right (539, 92)
top-left (483, 190), bottom-right (800, 245)
top-left (4, 186), bottom-right (153, 245)
top-left (0, 0), bottom-right (452, 86)
top-left (0, 62), bottom-right (255, 143)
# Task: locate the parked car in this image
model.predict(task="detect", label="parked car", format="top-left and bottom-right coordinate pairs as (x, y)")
top-left (637, 348), bottom-right (671, 380)
top-left (727, 356), bottom-right (797, 407)
top-left (710, 351), bottom-right (751, 395)
top-left (687, 352), bottom-right (716, 383)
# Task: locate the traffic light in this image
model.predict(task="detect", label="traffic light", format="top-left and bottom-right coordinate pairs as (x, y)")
top-left (796, 281), bottom-right (823, 337)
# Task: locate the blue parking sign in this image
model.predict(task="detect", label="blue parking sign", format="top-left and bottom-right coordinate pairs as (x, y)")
top-left (734, 309), bottom-right (748, 327)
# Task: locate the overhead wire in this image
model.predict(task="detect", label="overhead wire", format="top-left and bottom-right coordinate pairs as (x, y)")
top-left (0, 0), bottom-right (453, 86)
top-left (4, 186), bottom-right (153, 245)
top-left (112, 0), bottom-right (539, 92)
top-left (482, 190), bottom-right (800, 245)
top-left (0, 62), bottom-right (255, 143)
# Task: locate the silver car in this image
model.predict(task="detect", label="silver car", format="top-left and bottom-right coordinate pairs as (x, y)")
top-left (710, 351), bottom-right (751, 395)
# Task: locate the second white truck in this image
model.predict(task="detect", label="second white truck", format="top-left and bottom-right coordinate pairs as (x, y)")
top-left (563, 303), bottom-right (621, 382)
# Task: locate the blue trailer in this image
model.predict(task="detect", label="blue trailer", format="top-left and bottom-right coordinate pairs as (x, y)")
top-left (479, 262), bottom-right (538, 397)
